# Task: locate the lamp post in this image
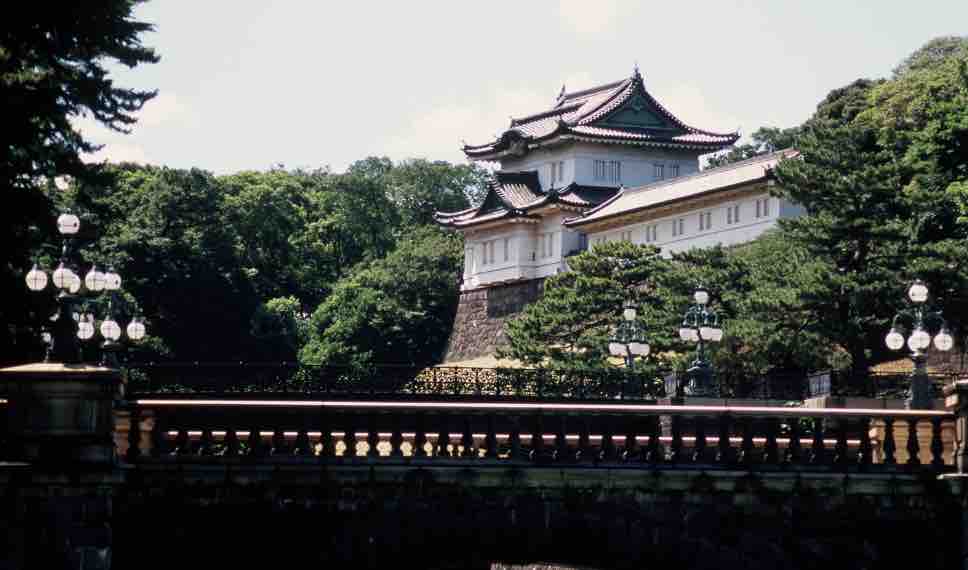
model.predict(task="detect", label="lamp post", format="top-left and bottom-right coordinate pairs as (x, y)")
top-left (678, 285), bottom-right (724, 397)
top-left (25, 211), bottom-right (146, 365)
top-left (607, 300), bottom-right (650, 369)
top-left (884, 279), bottom-right (954, 410)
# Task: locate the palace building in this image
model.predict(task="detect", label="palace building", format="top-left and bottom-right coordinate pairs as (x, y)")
top-left (435, 67), bottom-right (801, 363)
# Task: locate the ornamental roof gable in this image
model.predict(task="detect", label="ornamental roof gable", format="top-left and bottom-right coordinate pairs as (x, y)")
top-left (434, 170), bottom-right (618, 230)
top-left (463, 67), bottom-right (738, 161)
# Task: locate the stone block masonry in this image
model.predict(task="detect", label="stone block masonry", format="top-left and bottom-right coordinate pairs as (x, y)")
top-left (443, 279), bottom-right (544, 363)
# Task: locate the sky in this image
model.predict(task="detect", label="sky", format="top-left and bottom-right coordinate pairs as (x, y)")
top-left (78, 1), bottom-right (968, 174)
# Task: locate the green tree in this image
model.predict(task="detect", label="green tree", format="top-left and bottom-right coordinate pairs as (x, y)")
top-left (705, 126), bottom-right (800, 168)
top-left (349, 157), bottom-right (490, 224)
top-left (502, 241), bottom-right (671, 371)
top-left (300, 226), bottom-right (463, 367)
top-left (772, 81), bottom-right (910, 377)
top-left (73, 165), bottom-right (257, 361)
top-left (0, 2), bottom-right (158, 363)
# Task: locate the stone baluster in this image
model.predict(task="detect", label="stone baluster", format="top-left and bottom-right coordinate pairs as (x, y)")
top-left (342, 418), bottom-right (357, 459)
top-left (224, 428), bottom-right (240, 457)
top-left (530, 414), bottom-right (547, 462)
top-left (645, 416), bottom-right (661, 465)
top-left (668, 415), bottom-right (683, 464)
top-left (319, 413), bottom-right (335, 459)
top-left (763, 417), bottom-right (779, 465)
top-left (294, 428), bottom-right (312, 456)
top-left (461, 416), bottom-right (475, 458)
top-left (150, 414), bottom-right (168, 457)
top-left (692, 416), bottom-right (707, 463)
top-left (198, 429), bottom-right (215, 456)
top-left (716, 414), bottom-right (735, 465)
top-left (577, 418), bottom-right (591, 463)
top-left (809, 418), bottom-right (825, 464)
top-left (883, 417), bottom-right (896, 466)
top-left (739, 417), bottom-right (754, 466)
top-left (174, 428), bottom-right (190, 455)
top-left (599, 416), bottom-right (616, 463)
top-left (436, 416), bottom-right (451, 458)
top-left (390, 417), bottom-right (404, 458)
top-left (125, 406), bottom-right (141, 463)
top-left (413, 413), bottom-right (428, 458)
top-left (508, 416), bottom-right (521, 461)
top-left (268, 429), bottom-right (285, 455)
top-left (786, 418), bottom-right (802, 465)
top-left (857, 419), bottom-right (872, 469)
top-left (554, 416), bottom-right (569, 463)
top-left (366, 415), bottom-right (380, 458)
top-left (930, 417), bottom-right (944, 470)
top-left (484, 414), bottom-right (498, 460)
top-left (906, 418), bottom-right (920, 467)
top-left (622, 418), bottom-right (637, 463)
top-left (833, 420), bottom-right (849, 468)
top-left (944, 380), bottom-right (968, 473)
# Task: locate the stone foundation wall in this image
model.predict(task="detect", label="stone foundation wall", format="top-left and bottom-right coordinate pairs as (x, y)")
top-left (443, 279), bottom-right (544, 363)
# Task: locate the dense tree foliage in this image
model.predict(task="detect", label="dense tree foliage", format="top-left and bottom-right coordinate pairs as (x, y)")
top-left (300, 226), bottom-right (463, 367)
top-left (38, 158), bottom-right (482, 365)
top-left (0, 2), bottom-right (158, 364)
top-left (502, 241), bottom-right (672, 371)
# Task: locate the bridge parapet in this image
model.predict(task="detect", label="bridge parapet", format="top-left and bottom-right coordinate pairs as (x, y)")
top-left (123, 397), bottom-right (955, 474)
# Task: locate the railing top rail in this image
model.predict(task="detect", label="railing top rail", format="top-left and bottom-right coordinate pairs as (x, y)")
top-left (133, 398), bottom-right (953, 418)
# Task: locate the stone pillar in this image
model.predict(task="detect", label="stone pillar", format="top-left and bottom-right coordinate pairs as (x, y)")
top-left (944, 380), bottom-right (968, 474)
top-left (0, 362), bottom-right (122, 569)
top-left (1, 362), bottom-right (121, 465)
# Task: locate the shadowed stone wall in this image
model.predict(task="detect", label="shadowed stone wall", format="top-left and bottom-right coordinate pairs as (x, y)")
top-left (443, 279), bottom-right (544, 363)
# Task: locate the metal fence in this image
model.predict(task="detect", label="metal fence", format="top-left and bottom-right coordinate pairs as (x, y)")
top-left (119, 362), bottom-right (962, 402)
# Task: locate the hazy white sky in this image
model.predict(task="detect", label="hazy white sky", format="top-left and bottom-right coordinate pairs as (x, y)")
top-left (78, 1), bottom-right (968, 174)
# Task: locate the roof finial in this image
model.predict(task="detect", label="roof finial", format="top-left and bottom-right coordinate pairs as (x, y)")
top-left (633, 61), bottom-right (641, 80)
top-left (558, 83), bottom-right (566, 100)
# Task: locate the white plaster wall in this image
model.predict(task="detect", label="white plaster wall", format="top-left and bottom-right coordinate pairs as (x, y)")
top-left (587, 195), bottom-right (797, 257)
top-left (500, 142), bottom-right (703, 189)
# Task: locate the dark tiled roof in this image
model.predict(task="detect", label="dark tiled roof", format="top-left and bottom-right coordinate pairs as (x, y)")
top-left (464, 68), bottom-right (739, 160)
top-left (434, 171), bottom-right (618, 229)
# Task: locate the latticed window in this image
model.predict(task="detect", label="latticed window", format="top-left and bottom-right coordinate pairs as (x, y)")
top-left (594, 160), bottom-right (621, 183)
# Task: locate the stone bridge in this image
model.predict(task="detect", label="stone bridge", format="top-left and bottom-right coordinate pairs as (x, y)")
top-left (2, 363), bottom-right (968, 569)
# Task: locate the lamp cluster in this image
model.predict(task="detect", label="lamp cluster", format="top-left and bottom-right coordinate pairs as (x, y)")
top-left (26, 211), bottom-right (145, 363)
top-left (884, 280), bottom-right (953, 355)
top-left (608, 302), bottom-right (650, 365)
top-left (678, 287), bottom-right (724, 345)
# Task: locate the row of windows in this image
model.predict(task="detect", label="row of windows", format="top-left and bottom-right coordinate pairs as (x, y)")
top-left (653, 164), bottom-right (681, 181)
top-left (596, 197), bottom-right (775, 244)
top-left (481, 238), bottom-right (510, 266)
top-left (593, 160), bottom-right (622, 183)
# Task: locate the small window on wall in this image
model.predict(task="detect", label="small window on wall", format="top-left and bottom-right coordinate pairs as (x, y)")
top-left (672, 218), bottom-right (685, 237)
top-left (557, 161), bottom-right (564, 182)
top-left (699, 211), bottom-right (712, 231)
top-left (644, 224), bottom-right (658, 243)
top-left (672, 164), bottom-right (680, 178)
top-left (727, 204), bottom-right (740, 225)
top-left (654, 164), bottom-right (665, 181)
top-left (756, 198), bottom-right (771, 218)
top-left (620, 230), bottom-right (632, 242)
top-left (503, 238), bottom-right (510, 262)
